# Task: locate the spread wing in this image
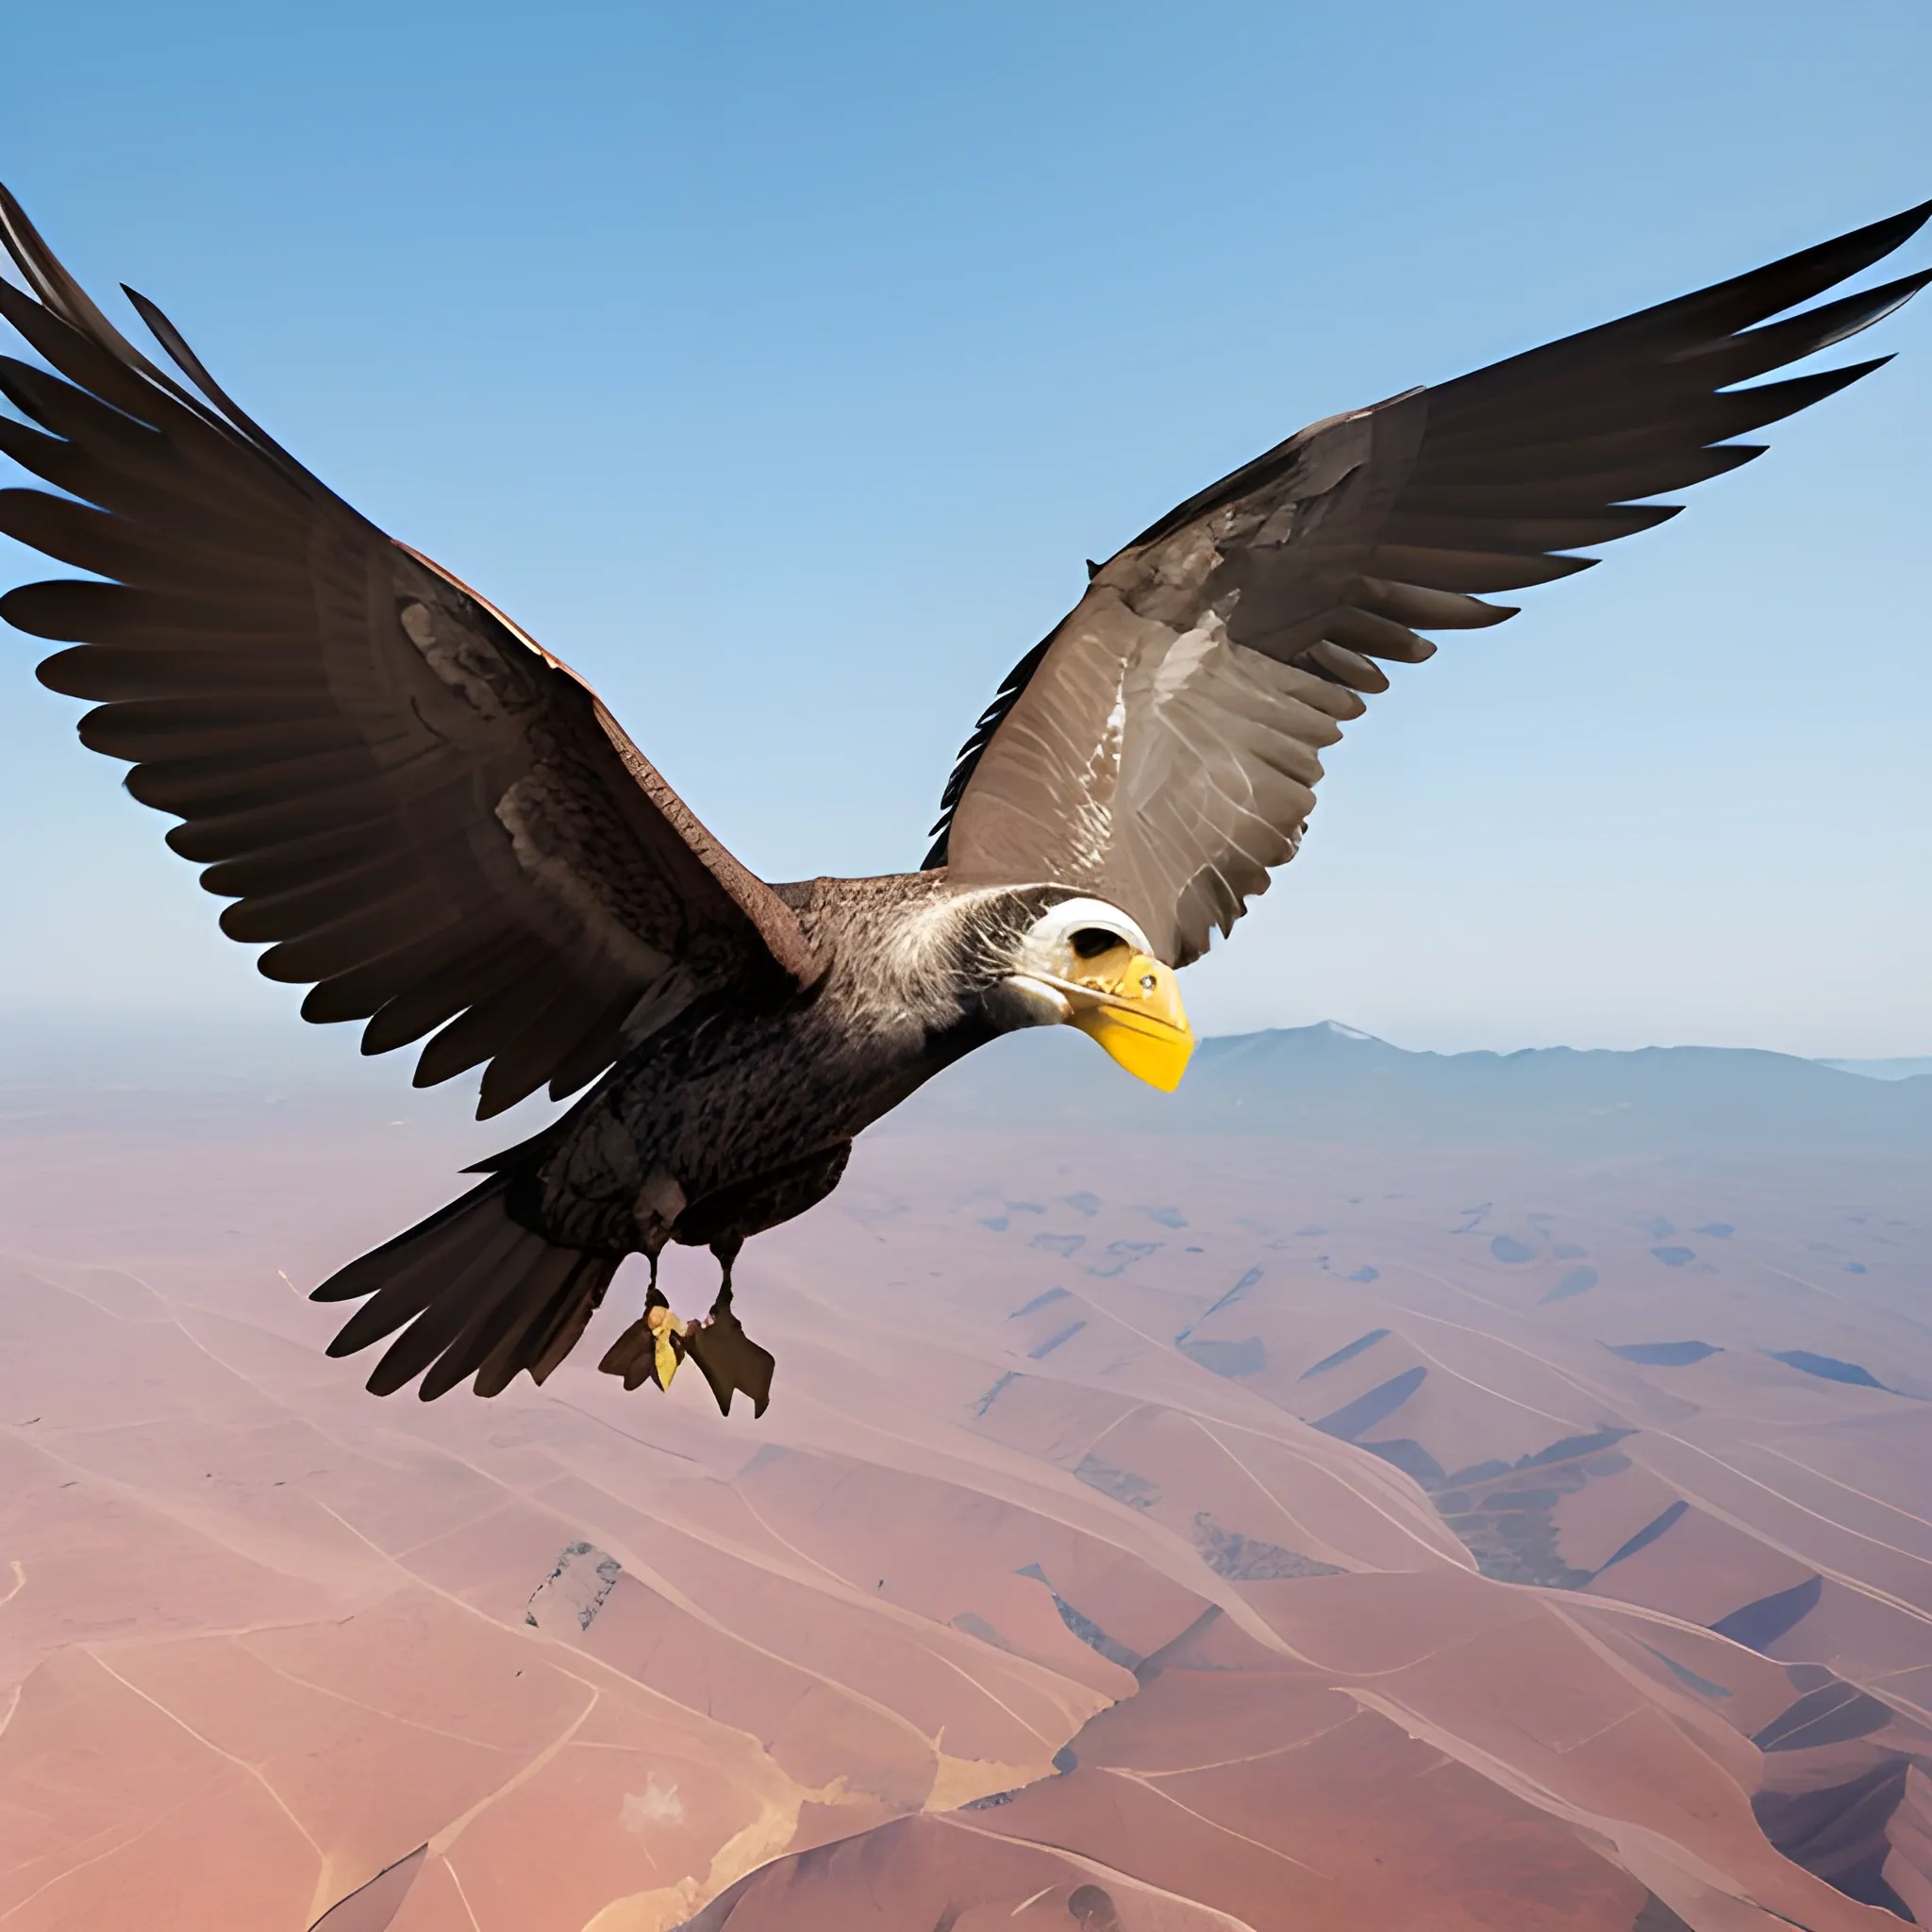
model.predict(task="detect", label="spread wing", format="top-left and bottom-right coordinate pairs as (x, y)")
top-left (929, 202), bottom-right (1931, 967)
top-left (0, 187), bottom-right (818, 1116)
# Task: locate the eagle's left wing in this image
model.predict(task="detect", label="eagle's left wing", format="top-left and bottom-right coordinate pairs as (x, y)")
top-left (928, 202), bottom-right (1929, 968)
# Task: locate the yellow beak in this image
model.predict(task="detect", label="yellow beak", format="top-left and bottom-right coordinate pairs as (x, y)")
top-left (1062, 951), bottom-right (1195, 1093)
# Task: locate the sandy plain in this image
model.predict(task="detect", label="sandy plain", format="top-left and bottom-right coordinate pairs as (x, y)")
top-left (2, 1042), bottom-right (1929, 1930)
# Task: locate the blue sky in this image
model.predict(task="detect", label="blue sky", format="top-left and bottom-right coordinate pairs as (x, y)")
top-left (0, 1), bottom-right (1927, 1056)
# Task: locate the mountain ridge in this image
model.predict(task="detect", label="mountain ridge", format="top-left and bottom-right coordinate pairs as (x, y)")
top-left (898, 1019), bottom-right (1932, 1156)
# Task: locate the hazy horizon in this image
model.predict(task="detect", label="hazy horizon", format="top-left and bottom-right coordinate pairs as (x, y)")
top-left (2, 1006), bottom-right (1924, 1087)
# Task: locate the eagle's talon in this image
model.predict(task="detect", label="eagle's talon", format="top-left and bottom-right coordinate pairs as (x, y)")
top-left (684, 1298), bottom-right (775, 1419)
top-left (598, 1288), bottom-right (689, 1392)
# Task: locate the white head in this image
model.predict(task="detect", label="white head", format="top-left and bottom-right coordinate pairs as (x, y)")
top-left (988, 895), bottom-right (1195, 1092)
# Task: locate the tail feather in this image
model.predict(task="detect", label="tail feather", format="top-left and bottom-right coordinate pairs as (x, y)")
top-left (364, 1243), bottom-right (529, 1397)
top-left (325, 1209), bottom-right (524, 1360)
top-left (524, 1256), bottom-right (608, 1386)
top-left (313, 1177), bottom-right (619, 1400)
top-left (312, 1177), bottom-right (503, 1303)
top-left (424, 1243), bottom-right (584, 1402)
top-left (475, 1251), bottom-right (603, 1398)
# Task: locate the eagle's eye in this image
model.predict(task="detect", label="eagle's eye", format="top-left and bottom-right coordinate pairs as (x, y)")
top-left (1069, 926), bottom-right (1124, 959)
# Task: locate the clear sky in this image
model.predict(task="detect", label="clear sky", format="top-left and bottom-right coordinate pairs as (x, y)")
top-left (0, 0), bottom-right (1927, 1058)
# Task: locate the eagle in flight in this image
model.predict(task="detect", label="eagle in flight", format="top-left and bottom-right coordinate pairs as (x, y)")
top-left (1, 188), bottom-right (1924, 1416)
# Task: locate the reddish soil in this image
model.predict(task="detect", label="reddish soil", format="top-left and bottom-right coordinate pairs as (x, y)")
top-left (3, 1072), bottom-right (1928, 1929)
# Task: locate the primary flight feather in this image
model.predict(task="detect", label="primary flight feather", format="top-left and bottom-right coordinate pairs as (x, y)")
top-left (2, 187), bottom-right (1924, 1413)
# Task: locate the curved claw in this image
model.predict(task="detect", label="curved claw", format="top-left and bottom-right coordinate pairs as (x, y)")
top-left (684, 1302), bottom-right (774, 1418)
top-left (597, 1287), bottom-right (687, 1392)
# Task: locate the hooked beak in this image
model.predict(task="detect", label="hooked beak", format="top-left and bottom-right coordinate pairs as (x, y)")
top-left (1068, 952), bottom-right (1194, 1091)
top-left (1007, 950), bottom-right (1193, 1092)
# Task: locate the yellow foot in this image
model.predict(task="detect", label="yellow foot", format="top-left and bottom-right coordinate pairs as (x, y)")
top-left (597, 1290), bottom-right (687, 1392)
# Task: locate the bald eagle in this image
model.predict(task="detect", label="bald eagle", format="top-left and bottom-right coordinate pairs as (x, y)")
top-left (2, 189), bottom-right (1924, 1415)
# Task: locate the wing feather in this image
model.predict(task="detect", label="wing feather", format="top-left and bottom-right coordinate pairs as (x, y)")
top-left (934, 203), bottom-right (1928, 963)
top-left (0, 189), bottom-right (818, 1113)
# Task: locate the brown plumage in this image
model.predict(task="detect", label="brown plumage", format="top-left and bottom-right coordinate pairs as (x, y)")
top-left (2, 185), bottom-right (1924, 1413)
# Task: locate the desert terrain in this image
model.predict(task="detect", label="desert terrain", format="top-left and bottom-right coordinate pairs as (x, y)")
top-left (3, 1022), bottom-right (1929, 1930)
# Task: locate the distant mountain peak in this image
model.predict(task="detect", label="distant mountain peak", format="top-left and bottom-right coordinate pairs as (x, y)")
top-left (903, 1014), bottom-right (1932, 1156)
top-left (1817, 1056), bottom-right (1932, 1083)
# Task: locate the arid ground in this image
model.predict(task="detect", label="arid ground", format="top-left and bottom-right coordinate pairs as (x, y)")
top-left (3, 1025), bottom-right (1928, 1930)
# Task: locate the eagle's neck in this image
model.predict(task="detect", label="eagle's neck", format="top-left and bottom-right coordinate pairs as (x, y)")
top-left (788, 873), bottom-right (1065, 1036)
